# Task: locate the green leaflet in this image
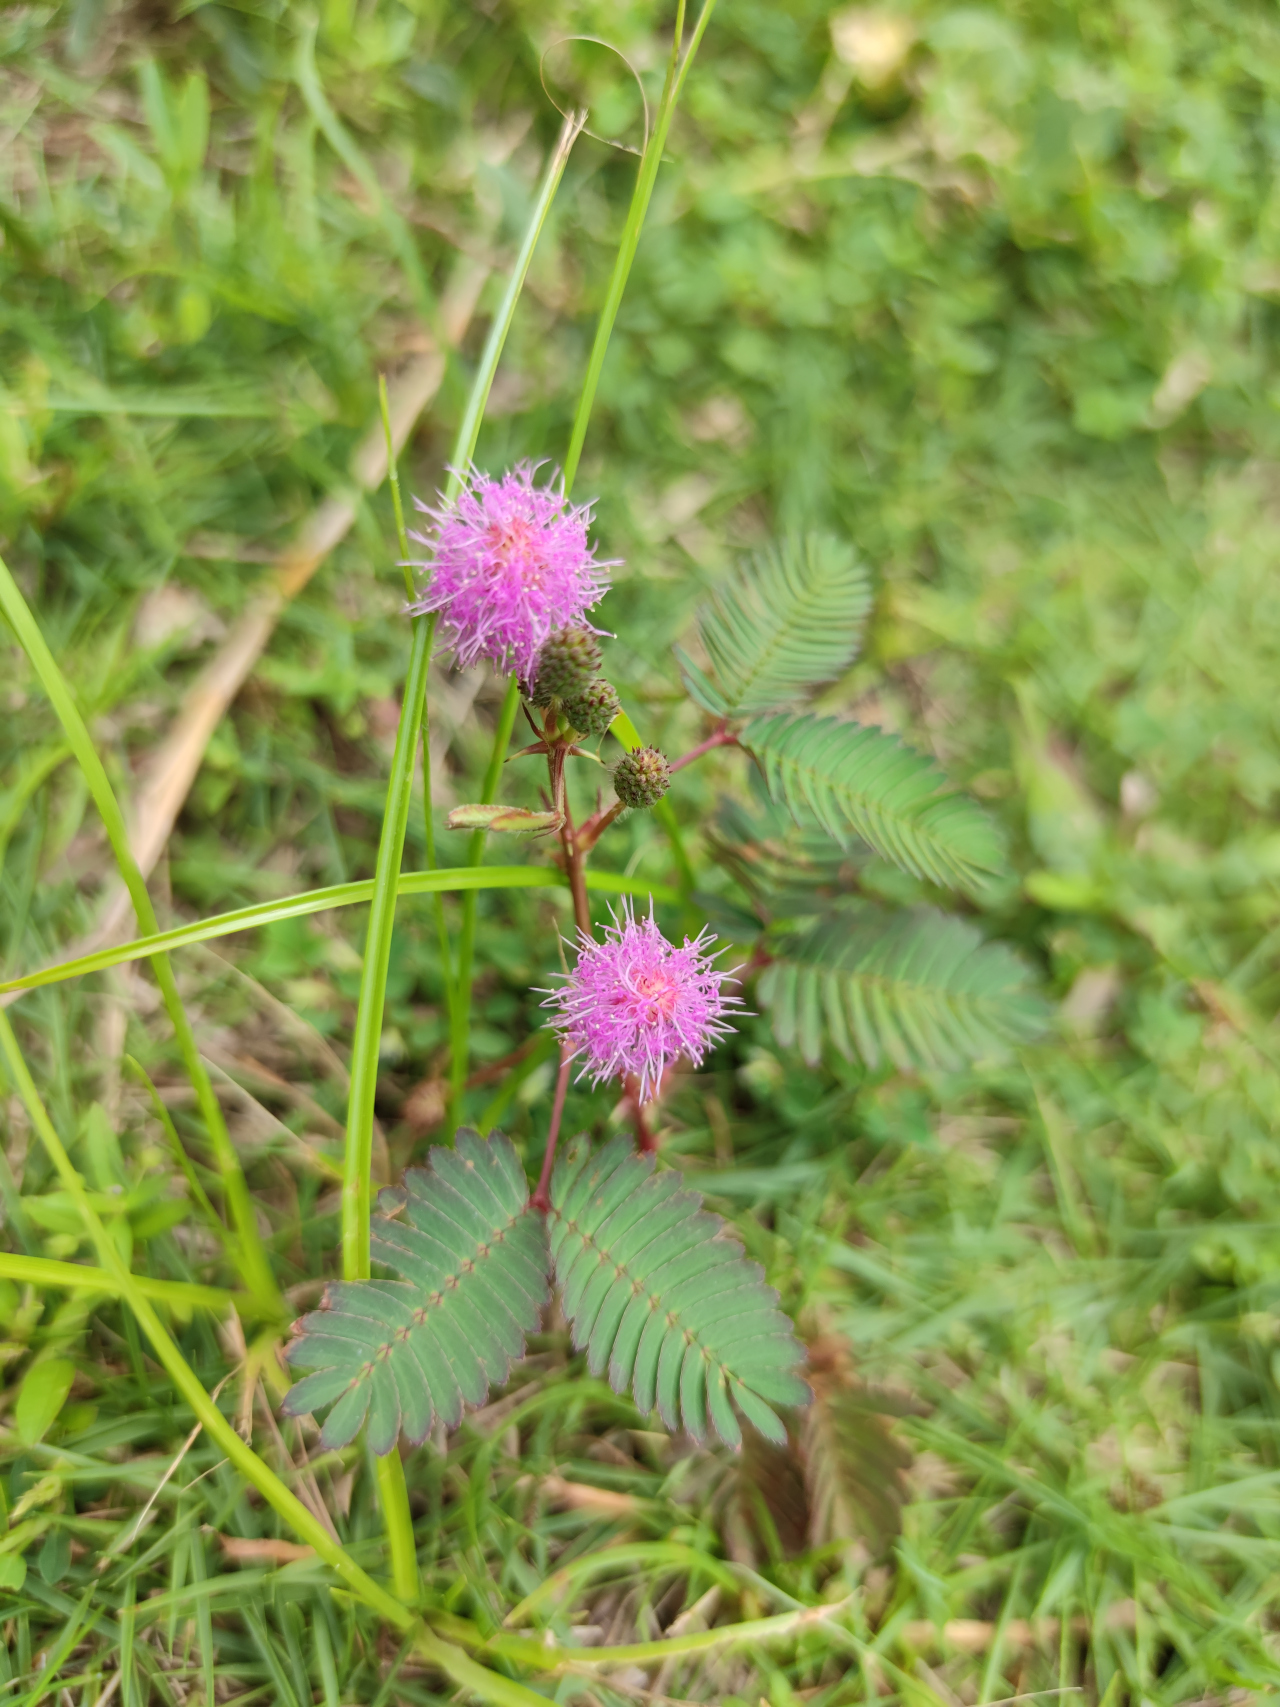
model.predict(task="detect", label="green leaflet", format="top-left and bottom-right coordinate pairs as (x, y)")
top-left (282, 1130), bottom-right (549, 1454)
top-left (547, 1135), bottom-right (808, 1449)
top-left (675, 532), bottom-right (871, 717)
top-left (741, 710), bottom-right (1003, 892)
top-left (759, 906), bottom-right (1048, 1072)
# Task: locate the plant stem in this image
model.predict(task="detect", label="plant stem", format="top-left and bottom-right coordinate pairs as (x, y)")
top-left (442, 110), bottom-right (585, 510)
top-left (561, 0), bottom-right (717, 495)
top-left (340, 615), bottom-right (428, 1606)
top-left (669, 726), bottom-right (736, 773)
top-left (0, 553), bottom-right (284, 1323)
top-left (349, 112), bottom-right (583, 1590)
top-left (558, 797), bottom-right (593, 939)
top-left (531, 1047), bottom-right (573, 1212)
top-left (376, 1452), bottom-right (419, 1603)
top-left (448, 675), bottom-right (521, 1133)
top-left (620, 1072), bottom-right (660, 1154)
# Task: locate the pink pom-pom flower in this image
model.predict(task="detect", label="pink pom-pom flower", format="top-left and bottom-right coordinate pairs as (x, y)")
top-left (543, 901), bottom-right (742, 1102)
top-left (407, 463), bottom-right (615, 678)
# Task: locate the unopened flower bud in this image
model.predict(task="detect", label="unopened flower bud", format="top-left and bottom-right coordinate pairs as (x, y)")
top-left (529, 627), bottom-right (602, 706)
top-left (613, 746), bottom-right (670, 810)
top-left (563, 678), bottom-right (621, 737)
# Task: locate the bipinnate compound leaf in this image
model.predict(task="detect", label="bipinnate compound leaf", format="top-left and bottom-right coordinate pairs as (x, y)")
top-left (742, 711), bottom-right (1003, 891)
top-left (547, 1135), bottom-right (809, 1448)
top-left (801, 1338), bottom-right (911, 1556)
top-left (676, 533), bottom-right (872, 717)
top-left (282, 1129), bottom-right (548, 1453)
top-left (759, 905), bottom-right (1047, 1072)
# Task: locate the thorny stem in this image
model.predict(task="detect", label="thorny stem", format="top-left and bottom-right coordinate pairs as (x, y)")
top-left (531, 1046), bottom-right (573, 1212)
top-left (669, 725), bottom-right (736, 773)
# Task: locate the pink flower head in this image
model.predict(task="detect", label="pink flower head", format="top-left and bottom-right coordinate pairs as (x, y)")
top-left (542, 900), bottom-right (742, 1102)
top-left (407, 462), bottom-right (615, 678)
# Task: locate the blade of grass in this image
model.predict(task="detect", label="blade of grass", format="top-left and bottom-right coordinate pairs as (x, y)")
top-left (342, 111), bottom-right (585, 1597)
top-left (0, 866), bottom-right (678, 997)
top-left (560, 5), bottom-right (717, 897)
top-left (560, 0), bottom-right (716, 495)
top-left (0, 1250), bottom-right (243, 1313)
top-left (14, 1585), bottom-right (96, 1707)
top-left (124, 1053), bottom-right (227, 1250)
top-left (447, 673), bottom-right (522, 1134)
top-left (379, 374), bottom-right (453, 1004)
top-left (188, 1528), bottom-right (216, 1707)
top-left (0, 553), bottom-right (283, 1322)
top-left (0, 1003), bottom-right (410, 1628)
top-left (294, 16), bottom-right (436, 334)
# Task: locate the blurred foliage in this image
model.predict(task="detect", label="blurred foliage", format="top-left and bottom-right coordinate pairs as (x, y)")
top-left (3, 0), bottom-right (1280, 1700)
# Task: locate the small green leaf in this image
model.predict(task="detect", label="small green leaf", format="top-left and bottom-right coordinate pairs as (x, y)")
top-left (16, 1357), bottom-right (76, 1445)
top-left (37, 1527), bottom-right (71, 1585)
top-left (0, 1555), bottom-right (26, 1592)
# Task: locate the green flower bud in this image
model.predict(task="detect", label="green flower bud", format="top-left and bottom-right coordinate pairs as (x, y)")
top-left (613, 746), bottom-right (671, 810)
top-left (529, 627), bottom-right (602, 707)
top-left (562, 678), bottom-right (621, 737)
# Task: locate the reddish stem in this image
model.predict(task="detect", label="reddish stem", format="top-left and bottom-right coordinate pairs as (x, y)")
top-left (574, 797), bottom-right (625, 855)
top-left (621, 1072), bottom-right (660, 1153)
top-left (669, 725), bottom-right (737, 774)
top-left (531, 1046), bottom-right (573, 1211)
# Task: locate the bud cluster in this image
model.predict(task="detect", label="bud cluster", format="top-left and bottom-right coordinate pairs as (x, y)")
top-left (527, 626), bottom-right (626, 748)
top-left (529, 627), bottom-right (601, 706)
top-left (563, 677), bottom-right (621, 737)
top-left (613, 746), bottom-right (671, 810)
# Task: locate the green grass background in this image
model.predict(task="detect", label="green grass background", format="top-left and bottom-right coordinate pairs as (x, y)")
top-left (2, 0), bottom-right (1280, 1701)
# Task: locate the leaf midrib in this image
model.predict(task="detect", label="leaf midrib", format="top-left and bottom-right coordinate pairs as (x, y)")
top-left (352, 1205), bottom-right (532, 1368)
top-left (549, 1210), bottom-right (725, 1375)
